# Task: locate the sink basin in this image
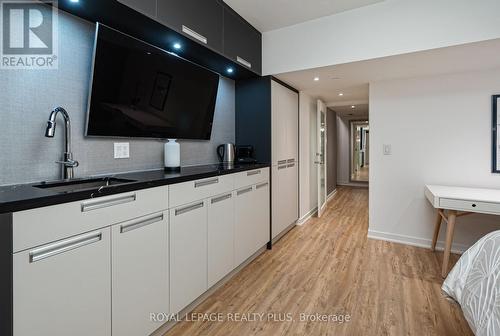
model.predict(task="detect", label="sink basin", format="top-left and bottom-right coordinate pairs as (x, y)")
top-left (34, 177), bottom-right (137, 193)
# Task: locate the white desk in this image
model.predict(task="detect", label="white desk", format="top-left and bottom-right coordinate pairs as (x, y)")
top-left (425, 185), bottom-right (500, 277)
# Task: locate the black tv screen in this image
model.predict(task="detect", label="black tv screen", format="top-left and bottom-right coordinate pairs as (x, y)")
top-left (86, 24), bottom-right (220, 140)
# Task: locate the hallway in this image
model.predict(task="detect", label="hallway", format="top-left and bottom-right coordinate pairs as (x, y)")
top-left (166, 187), bottom-right (471, 336)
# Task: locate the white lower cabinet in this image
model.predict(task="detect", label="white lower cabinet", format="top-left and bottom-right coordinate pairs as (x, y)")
top-left (169, 200), bottom-right (208, 314)
top-left (272, 163), bottom-right (298, 239)
top-left (13, 228), bottom-right (111, 336)
top-left (207, 192), bottom-right (235, 287)
top-left (234, 184), bottom-right (269, 266)
top-left (111, 211), bottom-right (169, 336)
top-left (254, 181), bottom-right (270, 248)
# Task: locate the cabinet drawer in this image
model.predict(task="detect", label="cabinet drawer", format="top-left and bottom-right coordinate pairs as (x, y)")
top-left (439, 198), bottom-right (500, 214)
top-left (169, 174), bottom-right (234, 208)
top-left (13, 186), bottom-right (168, 252)
top-left (234, 168), bottom-right (269, 189)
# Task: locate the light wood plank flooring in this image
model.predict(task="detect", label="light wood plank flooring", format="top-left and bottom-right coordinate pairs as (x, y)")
top-left (165, 187), bottom-right (472, 336)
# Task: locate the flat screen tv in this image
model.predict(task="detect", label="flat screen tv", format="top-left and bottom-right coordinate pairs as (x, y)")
top-left (86, 24), bottom-right (220, 140)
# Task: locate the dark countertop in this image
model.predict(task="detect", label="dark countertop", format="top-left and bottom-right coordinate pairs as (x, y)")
top-left (0, 163), bottom-right (270, 214)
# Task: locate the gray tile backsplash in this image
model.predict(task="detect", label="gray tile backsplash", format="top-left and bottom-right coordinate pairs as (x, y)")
top-left (0, 12), bottom-right (235, 186)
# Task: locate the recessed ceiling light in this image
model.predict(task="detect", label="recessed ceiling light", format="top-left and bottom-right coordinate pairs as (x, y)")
top-left (314, 77), bottom-right (319, 81)
top-left (69, 0), bottom-right (79, 2)
top-left (227, 67), bottom-right (234, 74)
top-left (351, 105), bottom-right (356, 109)
top-left (338, 93), bottom-right (344, 96)
top-left (173, 43), bottom-right (182, 50)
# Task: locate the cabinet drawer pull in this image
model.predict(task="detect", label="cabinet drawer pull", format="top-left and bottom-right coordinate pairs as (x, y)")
top-left (247, 170), bottom-right (261, 176)
top-left (278, 160), bottom-right (287, 165)
top-left (195, 178), bottom-right (219, 188)
top-left (81, 194), bottom-right (136, 212)
top-left (237, 187), bottom-right (253, 196)
top-left (175, 202), bottom-right (204, 216)
top-left (120, 214), bottom-right (164, 234)
top-left (256, 182), bottom-right (268, 189)
top-left (287, 159), bottom-right (295, 163)
top-left (182, 25), bottom-right (207, 44)
top-left (29, 231), bottom-right (102, 263)
top-left (211, 193), bottom-right (232, 204)
top-left (278, 165), bottom-right (287, 170)
top-left (236, 56), bottom-right (251, 69)
top-left (287, 163), bottom-right (295, 168)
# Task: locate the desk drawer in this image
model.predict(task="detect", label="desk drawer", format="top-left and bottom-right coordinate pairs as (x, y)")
top-left (234, 168), bottom-right (269, 189)
top-left (13, 186), bottom-right (168, 252)
top-left (439, 198), bottom-right (500, 214)
top-left (169, 174), bottom-right (234, 208)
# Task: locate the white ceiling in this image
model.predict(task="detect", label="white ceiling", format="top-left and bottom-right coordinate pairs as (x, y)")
top-left (275, 38), bottom-right (500, 107)
top-left (223, 0), bottom-right (385, 32)
top-left (332, 104), bottom-right (369, 119)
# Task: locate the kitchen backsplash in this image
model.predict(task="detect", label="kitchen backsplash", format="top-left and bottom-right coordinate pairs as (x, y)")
top-left (0, 11), bottom-right (235, 186)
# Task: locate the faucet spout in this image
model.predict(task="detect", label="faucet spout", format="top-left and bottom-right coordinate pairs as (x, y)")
top-left (45, 107), bottom-right (78, 179)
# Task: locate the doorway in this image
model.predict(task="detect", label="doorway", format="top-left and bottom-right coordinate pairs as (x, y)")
top-left (350, 120), bottom-right (369, 183)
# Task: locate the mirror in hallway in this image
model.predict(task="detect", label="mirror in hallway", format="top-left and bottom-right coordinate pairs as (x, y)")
top-left (350, 120), bottom-right (369, 182)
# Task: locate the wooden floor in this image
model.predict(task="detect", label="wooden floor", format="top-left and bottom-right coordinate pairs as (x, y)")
top-left (165, 187), bottom-right (472, 336)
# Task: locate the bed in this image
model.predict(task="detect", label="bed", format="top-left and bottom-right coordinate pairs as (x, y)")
top-left (442, 230), bottom-right (500, 336)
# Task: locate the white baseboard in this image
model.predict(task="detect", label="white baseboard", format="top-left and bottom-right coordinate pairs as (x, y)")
top-left (367, 229), bottom-right (469, 254)
top-left (297, 207), bottom-right (317, 225)
top-left (327, 189), bottom-right (337, 202)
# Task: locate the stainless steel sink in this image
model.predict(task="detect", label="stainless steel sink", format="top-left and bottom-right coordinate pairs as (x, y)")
top-left (34, 177), bottom-right (137, 193)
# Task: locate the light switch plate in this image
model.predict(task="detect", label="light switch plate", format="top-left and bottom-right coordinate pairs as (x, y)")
top-left (383, 144), bottom-right (392, 155)
top-left (114, 142), bottom-right (130, 159)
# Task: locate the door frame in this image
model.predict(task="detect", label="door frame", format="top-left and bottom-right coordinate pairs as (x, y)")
top-left (349, 119), bottom-right (369, 184)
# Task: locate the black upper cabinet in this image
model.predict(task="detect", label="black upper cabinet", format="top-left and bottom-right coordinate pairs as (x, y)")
top-left (157, 0), bottom-right (223, 53)
top-left (223, 6), bottom-right (262, 75)
top-left (117, 0), bottom-right (157, 18)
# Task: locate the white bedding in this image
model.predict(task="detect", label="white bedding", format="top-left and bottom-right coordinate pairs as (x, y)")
top-left (442, 230), bottom-right (500, 336)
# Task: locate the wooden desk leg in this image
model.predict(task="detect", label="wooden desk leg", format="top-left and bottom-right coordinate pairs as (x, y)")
top-left (442, 210), bottom-right (457, 278)
top-left (431, 209), bottom-right (442, 251)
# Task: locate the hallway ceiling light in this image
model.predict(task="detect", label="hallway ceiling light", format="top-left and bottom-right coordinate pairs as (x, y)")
top-left (314, 77), bottom-right (319, 81)
top-left (339, 93), bottom-right (344, 96)
top-left (351, 105), bottom-right (356, 109)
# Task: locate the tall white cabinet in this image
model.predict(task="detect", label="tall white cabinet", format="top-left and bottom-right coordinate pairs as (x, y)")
top-left (271, 80), bottom-right (299, 239)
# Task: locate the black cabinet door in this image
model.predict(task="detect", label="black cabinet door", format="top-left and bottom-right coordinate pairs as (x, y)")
top-left (223, 6), bottom-right (262, 75)
top-left (157, 0), bottom-right (223, 53)
top-left (117, 0), bottom-right (156, 19)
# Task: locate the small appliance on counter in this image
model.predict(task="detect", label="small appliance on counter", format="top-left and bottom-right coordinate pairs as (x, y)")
top-left (217, 143), bottom-right (235, 163)
top-left (236, 145), bottom-right (257, 164)
top-left (164, 139), bottom-right (181, 172)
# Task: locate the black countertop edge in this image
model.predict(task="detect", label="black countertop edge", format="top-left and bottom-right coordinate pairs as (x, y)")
top-left (0, 163), bottom-right (270, 214)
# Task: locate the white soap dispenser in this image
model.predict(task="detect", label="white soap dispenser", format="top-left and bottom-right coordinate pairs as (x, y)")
top-left (164, 139), bottom-right (181, 172)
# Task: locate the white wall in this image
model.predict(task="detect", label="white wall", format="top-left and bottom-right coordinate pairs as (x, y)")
top-left (263, 0), bottom-right (500, 75)
top-left (369, 68), bottom-right (500, 252)
top-left (298, 92), bottom-right (318, 220)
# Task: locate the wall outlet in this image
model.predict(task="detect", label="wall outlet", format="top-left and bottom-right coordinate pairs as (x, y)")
top-left (114, 142), bottom-right (130, 159)
top-left (383, 144), bottom-right (392, 155)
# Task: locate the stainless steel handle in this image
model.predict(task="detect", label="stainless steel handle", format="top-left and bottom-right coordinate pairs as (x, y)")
top-left (256, 182), bottom-right (268, 189)
top-left (287, 163), bottom-right (295, 168)
top-left (182, 25), bottom-right (207, 44)
top-left (236, 56), bottom-right (252, 68)
top-left (81, 194), bottom-right (136, 212)
top-left (29, 231), bottom-right (102, 263)
top-left (237, 187), bottom-right (253, 196)
top-left (195, 178), bottom-right (219, 188)
top-left (287, 159), bottom-right (295, 163)
top-left (120, 214), bottom-right (164, 234)
top-left (278, 165), bottom-right (287, 170)
top-left (175, 202), bottom-right (204, 216)
top-left (211, 193), bottom-right (232, 204)
top-left (247, 170), bottom-right (261, 176)
top-left (278, 160), bottom-right (287, 165)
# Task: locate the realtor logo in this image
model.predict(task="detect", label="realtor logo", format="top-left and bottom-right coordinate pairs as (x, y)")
top-left (1, 0), bottom-right (58, 69)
